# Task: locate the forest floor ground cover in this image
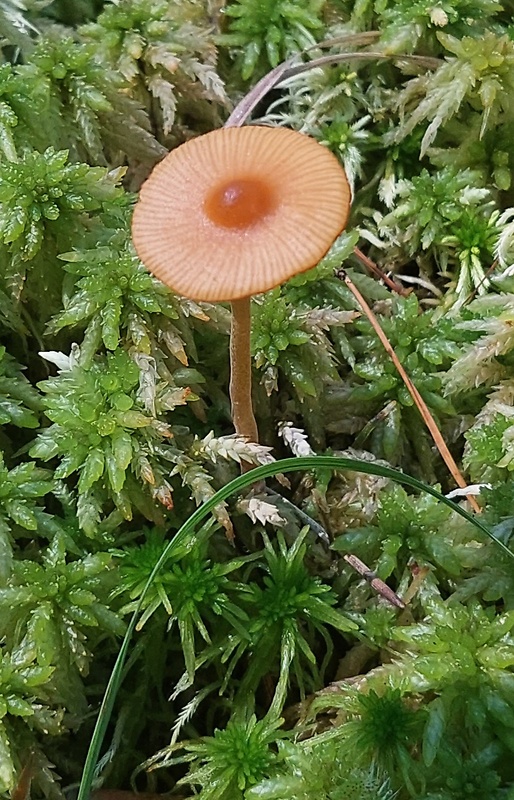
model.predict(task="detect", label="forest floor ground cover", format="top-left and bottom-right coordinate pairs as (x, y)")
top-left (3, 1), bottom-right (514, 799)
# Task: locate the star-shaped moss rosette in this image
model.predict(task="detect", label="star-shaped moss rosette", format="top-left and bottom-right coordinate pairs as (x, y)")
top-left (132, 125), bottom-right (350, 442)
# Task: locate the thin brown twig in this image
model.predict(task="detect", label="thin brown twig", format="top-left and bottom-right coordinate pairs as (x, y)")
top-left (279, 51), bottom-right (442, 80)
top-left (225, 60), bottom-right (296, 128)
top-left (337, 268), bottom-right (482, 514)
top-left (344, 553), bottom-right (405, 608)
top-left (225, 51), bottom-right (442, 128)
top-left (353, 246), bottom-right (410, 296)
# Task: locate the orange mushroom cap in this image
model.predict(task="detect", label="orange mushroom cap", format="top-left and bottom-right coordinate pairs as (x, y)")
top-left (132, 125), bottom-right (351, 302)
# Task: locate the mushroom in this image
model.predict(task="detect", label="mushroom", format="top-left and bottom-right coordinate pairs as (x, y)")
top-left (132, 125), bottom-right (350, 444)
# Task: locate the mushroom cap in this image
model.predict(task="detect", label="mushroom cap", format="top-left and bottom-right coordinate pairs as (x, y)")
top-left (132, 125), bottom-right (351, 302)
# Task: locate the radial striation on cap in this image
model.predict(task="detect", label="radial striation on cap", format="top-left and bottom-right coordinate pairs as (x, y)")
top-left (132, 125), bottom-right (351, 302)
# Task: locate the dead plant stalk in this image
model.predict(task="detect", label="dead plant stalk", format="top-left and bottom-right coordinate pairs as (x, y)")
top-left (337, 268), bottom-right (481, 514)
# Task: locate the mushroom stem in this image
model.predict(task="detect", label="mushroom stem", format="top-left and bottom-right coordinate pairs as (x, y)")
top-left (229, 296), bottom-right (259, 445)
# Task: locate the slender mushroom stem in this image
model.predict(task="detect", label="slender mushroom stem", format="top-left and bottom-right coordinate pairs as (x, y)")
top-left (229, 296), bottom-right (259, 445)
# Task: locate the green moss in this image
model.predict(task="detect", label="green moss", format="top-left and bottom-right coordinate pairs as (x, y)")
top-left (3, 0), bottom-right (514, 797)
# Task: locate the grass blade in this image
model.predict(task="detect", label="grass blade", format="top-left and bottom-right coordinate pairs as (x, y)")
top-left (77, 455), bottom-right (508, 799)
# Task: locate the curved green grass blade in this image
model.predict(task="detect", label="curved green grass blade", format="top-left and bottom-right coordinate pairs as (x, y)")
top-left (77, 455), bottom-right (510, 799)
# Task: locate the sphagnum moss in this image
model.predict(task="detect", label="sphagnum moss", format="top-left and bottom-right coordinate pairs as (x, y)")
top-left (3, 1), bottom-right (514, 798)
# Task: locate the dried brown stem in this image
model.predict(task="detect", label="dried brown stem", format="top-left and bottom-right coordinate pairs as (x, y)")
top-left (353, 246), bottom-right (410, 296)
top-left (338, 269), bottom-right (481, 514)
top-left (225, 60), bottom-right (295, 128)
top-left (343, 553), bottom-right (405, 608)
top-left (226, 51), bottom-right (442, 128)
top-left (280, 51), bottom-right (442, 79)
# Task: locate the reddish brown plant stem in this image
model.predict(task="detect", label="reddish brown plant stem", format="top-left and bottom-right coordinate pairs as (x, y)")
top-left (343, 554), bottom-right (405, 609)
top-left (338, 268), bottom-right (481, 514)
top-left (353, 246), bottom-right (410, 296)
